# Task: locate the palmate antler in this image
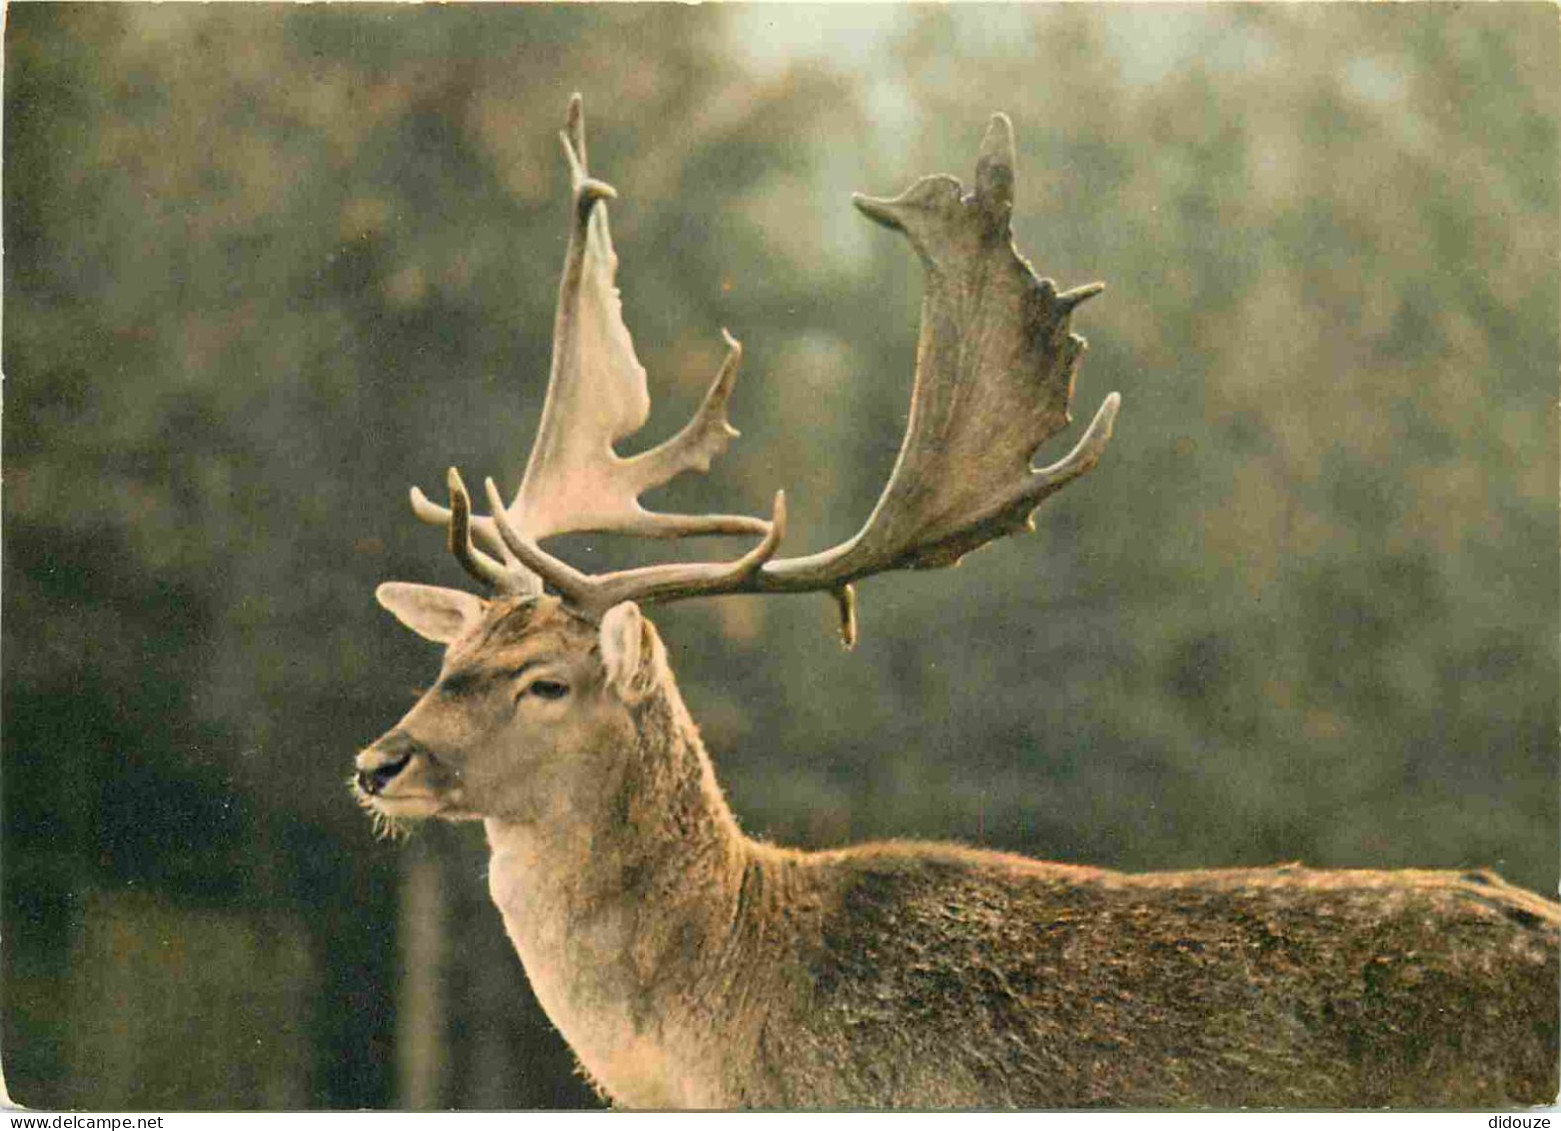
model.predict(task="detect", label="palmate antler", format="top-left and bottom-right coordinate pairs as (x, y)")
top-left (407, 95), bottom-right (771, 593)
top-left (410, 95), bottom-right (1120, 646)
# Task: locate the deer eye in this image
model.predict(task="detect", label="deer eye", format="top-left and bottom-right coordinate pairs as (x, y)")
top-left (525, 678), bottom-right (570, 701)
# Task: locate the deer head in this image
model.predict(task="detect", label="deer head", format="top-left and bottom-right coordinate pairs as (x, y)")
top-left (354, 589), bottom-right (669, 830)
top-left (355, 94), bottom-right (1120, 828)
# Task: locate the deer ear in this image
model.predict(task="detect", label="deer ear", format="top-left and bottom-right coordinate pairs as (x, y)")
top-left (599, 602), bottom-right (663, 703)
top-left (376, 582), bottom-right (486, 644)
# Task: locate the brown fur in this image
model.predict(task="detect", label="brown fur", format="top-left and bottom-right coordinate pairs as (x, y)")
top-left (359, 597), bottom-right (1560, 1109)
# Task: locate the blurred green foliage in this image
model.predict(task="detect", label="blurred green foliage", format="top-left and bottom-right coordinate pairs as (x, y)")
top-left (4, 2), bottom-right (1556, 1111)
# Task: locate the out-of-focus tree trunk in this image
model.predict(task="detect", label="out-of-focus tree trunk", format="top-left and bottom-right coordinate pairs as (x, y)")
top-left (397, 840), bottom-right (448, 1110)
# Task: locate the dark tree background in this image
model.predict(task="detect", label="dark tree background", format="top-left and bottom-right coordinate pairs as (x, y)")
top-left (4, 3), bottom-right (1556, 1110)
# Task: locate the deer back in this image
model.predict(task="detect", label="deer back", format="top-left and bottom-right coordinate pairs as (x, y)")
top-left (726, 848), bottom-right (1559, 1108)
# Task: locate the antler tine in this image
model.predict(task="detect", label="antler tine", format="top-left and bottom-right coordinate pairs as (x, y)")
top-left (410, 483), bottom-right (511, 563)
top-left (612, 329), bottom-right (770, 538)
top-left (564, 90), bottom-right (586, 172)
top-left (444, 469), bottom-right (534, 595)
top-left (1027, 390), bottom-right (1120, 502)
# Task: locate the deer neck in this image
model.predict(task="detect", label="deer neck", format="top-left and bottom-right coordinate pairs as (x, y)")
top-left (482, 679), bottom-right (752, 1106)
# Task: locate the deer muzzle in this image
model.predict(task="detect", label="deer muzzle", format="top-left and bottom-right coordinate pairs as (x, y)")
top-left (355, 728), bottom-right (425, 796)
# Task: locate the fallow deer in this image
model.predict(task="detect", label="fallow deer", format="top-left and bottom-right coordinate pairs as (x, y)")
top-left (354, 95), bottom-right (1559, 1109)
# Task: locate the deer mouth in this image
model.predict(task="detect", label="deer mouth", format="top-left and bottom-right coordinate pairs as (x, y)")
top-left (354, 728), bottom-right (472, 823)
top-left (353, 732), bottom-right (435, 815)
top-left (364, 790), bottom-right (443, 817)
top-left (351, 766), bottom-right (448, 825)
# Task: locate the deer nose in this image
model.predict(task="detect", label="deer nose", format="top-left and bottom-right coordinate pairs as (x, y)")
top-left (356, 752), bottom-right (410, 796)
top-left (356, 730), bottom-right (421, 795)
